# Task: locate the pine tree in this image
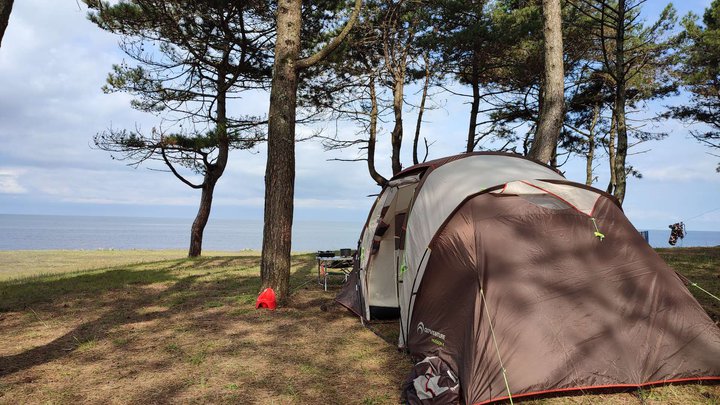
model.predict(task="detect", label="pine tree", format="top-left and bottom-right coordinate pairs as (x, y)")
top-left (672, 0), bottom-right (720, 171)
top-left (86, 0), bottom-right (273, 256)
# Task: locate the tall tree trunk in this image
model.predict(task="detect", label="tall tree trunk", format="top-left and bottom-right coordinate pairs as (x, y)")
top-left (585, 102), bottom-right (600, 186)
top-left (262, 0), bottom-right (362, 303)
top-left (382, 2), bottom-right (412, 175)
top-left (586, 135), bottom-right (595, 185)
top-left (0, 0), bottom-right (13, 48)
top-left (606, 111), bottom-right (617, 194)
top-left (466, 58), bottom-right (480, 153)
top-left (612, 0), bottom-right (628, 205)
top-left (391, 77), bottom-right (404, 174)
top-left (529, 0), bottom-right (565, 163)
top-left (261, 0), bottom-right (301, 302)
top-left (413, 54), bottom-right (431, 165)
top-left (368, 75), bottom-right (387, 186)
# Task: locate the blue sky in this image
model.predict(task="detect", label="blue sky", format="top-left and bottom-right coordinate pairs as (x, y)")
top-left (0, 0), bottom-right (718, 232)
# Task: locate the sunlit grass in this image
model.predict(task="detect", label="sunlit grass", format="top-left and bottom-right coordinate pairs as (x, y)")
top-left (0, 249), bottom-right (258, 281)
top-left (0, 248), bottom-right (717, 404)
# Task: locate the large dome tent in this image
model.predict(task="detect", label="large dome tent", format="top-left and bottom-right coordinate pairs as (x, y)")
top-left (336, 152), bottom-right (720, 404)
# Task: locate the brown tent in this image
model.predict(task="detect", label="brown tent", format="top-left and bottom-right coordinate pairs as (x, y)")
top-left (337, 152), bottom-right (720, 404)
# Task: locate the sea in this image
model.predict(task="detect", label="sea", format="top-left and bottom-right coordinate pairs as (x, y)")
top-left (0, 214), bottom-right (718, 251)
top-left (0, 214), bottom-right (361, 252)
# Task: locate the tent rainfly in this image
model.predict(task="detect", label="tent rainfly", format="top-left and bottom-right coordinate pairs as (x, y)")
top-left (336, 152), bottom-right (720, 404)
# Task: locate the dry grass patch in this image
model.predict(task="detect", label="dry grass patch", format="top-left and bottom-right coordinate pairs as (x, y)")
top-left (0, 253), bottom-right (408, 404)
top-left (0, 249), bottom-right (718, 404)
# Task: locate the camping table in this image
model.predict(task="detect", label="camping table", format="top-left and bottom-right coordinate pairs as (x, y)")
top-left (317, 256), bottom-right (353, 291)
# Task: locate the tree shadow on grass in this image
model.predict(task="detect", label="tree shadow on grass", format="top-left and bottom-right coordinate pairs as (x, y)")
top-left (0, 270), bottom-right (202, 378)
top-left (0, 266), bottom-right (180, 312)
top-left (0, 254), bottom-right (411, 404)
top-left (0, 255), bottom-right (268, 373)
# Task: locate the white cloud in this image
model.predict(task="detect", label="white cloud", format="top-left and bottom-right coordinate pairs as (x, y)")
top-left (0, 0), bottom-right (717, 233)
top-left (0, 169), bottom-right (27, 194)
top-left (61, 196), bottom-right (197, 206)
top-left (624, 207), bottom-right (679, 223)
top-left (295, 198), bottom-right (365, 209)
top-left (643, 161), bottom-right (720, 182)
top-left (214, 197), bottom-right (266, 207)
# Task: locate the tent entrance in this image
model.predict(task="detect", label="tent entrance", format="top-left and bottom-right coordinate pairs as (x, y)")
top-left (369, 306), bottom-right (400, 320)
top-left (364, 179), bottom-right (418, 320)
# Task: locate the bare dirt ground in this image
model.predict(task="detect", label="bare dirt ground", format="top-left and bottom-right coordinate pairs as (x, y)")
top-left (0, 249), bottom-right (718, 404)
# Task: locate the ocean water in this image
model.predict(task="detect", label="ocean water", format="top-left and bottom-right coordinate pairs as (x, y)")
top-left (0, 214), bottom-right (362, 252)
top-left (645, 229), bottom-right (720, 249)
top-left (0, 214), bottom-right (718, 251)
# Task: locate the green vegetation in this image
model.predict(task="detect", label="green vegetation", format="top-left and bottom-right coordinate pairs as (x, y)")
top-left (672, 0), bottom-right (720, 170)
top-left (0, 248), bottom-right (718, 404)
top-left (658, 247), bottom-right (720, 322)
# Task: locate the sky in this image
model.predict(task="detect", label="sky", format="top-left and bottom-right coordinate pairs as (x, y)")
top-left (0, 0), bottom-right (718, 232)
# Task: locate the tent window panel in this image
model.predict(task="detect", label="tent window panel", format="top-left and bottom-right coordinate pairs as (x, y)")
top-left (371, 240), bottom-right (381, 254)
top-left (375, 221), bottom-right (390, 237)
top-left (518, 194), bottom-right (572, 210)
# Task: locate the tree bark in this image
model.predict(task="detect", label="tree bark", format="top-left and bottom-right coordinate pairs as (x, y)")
top-left (261, 0), bottom-right (301, 303)
top-left (189, 179), bottom-right (217, 257)
top-left (391, 77), bottom-right (404, 175)
top-left (586, 135), bottom-right (595, 185)
top-left (585, 102), bottom-right (600, 185)
top-left (262, 0), bottom-right (362, 303)
top-left (413, 54), bottom-right (431, 165)
top-left (529, 0), bottom-right (565, 163)
top-left (612, 0), bottom-right (628, 205)
top-left (0, 0), bottom-right (13, 48)
top-left (368, 75), bottom-right (388, 186)
top-left (466, 57), bottom-right (480, 153)
top-left (384, 6), bottom-right (411, 175)
top-left (188, 72), bottom-right (229, 257)
top-left (606, 111), bottom-right (617, 194)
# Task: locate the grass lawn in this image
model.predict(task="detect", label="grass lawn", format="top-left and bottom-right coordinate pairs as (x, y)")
top-left (0, 248), bottom-right (718, 404)
top-left (0, 249), bottom-right (258, 281)
top-left (657, 247), bottom-right (720, 323)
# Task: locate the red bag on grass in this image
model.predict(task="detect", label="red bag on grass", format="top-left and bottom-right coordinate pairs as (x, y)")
top-left (255, 288), bottom-right (277, 310)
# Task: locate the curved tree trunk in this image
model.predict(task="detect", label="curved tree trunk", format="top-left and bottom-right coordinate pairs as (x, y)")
top-left (189, 179), bottom-right (217, 257)
top-left (188, 72), bottom-right (229, 257)
top-left (0, 0), bottom-right (13, 48)
top-left (530, 0), bottom-right (565, 163)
